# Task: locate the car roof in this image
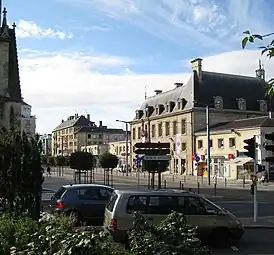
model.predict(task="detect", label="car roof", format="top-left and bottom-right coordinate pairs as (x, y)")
top-left (63, 184), bottom-right (114, 190)
top-left (114, 189), bottom-right (199, 196)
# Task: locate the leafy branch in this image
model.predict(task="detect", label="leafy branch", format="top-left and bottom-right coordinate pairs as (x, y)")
top-left (242, 30), bottom-right (274, 96)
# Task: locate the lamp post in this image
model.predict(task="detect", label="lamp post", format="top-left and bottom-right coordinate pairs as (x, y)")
top-left (206, 105), bottom-right (211, 185)
top-left (193, 101), bottom-right (212, 185)
top-left (116, 119), bottom-right (130, 176)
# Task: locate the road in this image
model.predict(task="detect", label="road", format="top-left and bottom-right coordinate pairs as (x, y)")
top-left (42, 174), bottom-right (274, 254)
top-left (212, 228), bottom-right (274, 254)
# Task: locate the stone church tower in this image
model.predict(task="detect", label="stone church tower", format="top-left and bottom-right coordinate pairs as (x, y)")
top-left (0, 5), bottom-right (22, 129)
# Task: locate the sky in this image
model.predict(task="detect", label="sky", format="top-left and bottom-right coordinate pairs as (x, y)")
top-left (4, 0), bottom-right (274, 134)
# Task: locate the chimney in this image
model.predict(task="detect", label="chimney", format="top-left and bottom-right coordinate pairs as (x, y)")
top-left (191, 58), bottom-right (203, 81)
top-left (87, 114), bottom-right (90, 121)
top-left (154, 90), bottom-right (162, 95)
top-left (61, 119), bottom-right (64, 123)
top-left (174, 82), bottom-right (183, 88)
top-left (99, 121), bottom-right (102, 127)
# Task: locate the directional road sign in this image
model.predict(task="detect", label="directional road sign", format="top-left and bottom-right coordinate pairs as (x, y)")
top-left (144, 155), bottom-right (171, 161)
top-left (134, 142), bottom-right (170, 149)
top-left (135, 148), bottom-right (170, 155)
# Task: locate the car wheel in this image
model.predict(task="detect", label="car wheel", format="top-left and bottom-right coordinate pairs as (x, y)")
top-left (209, 227), bottom-right (230, 247)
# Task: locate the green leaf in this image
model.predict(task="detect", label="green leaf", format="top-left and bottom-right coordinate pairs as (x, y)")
top-left (253, 34), bottom-right (263, 40)
top-left (261, 48), bottom-right (269, 55)
top-left (242, 37), bottom-right (249, 49)
top-left (243, 30), bottom-right (250, 35)
top-left (249, 36), bottom-right (254, 42)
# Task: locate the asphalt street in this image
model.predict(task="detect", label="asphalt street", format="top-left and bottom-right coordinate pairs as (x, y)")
top-left (212, 228), bottom-right (274, 254)
top-left (42, 175), bottom-right (274, 254)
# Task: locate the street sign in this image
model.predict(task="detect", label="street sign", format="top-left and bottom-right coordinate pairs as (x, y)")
top-left (134, 142), bottom-right (170, 149)
top-left (195, 155), bottom-right (200, 162)
top-left (135, 148), bottom-right (170, 155)
top-left (144, 155), bottom-right (171, 161)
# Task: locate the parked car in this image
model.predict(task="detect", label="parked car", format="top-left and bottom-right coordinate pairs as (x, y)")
top-left (49, 184), bottom-right (114, 225)
top-left (104, 189), bottom-right (244, 245)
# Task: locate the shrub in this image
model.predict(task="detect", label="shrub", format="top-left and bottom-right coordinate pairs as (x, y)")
top-left (129, 211), bottom-right (211, 255)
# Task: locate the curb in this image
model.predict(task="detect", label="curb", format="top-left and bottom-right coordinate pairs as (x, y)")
top-left (243, 225), bottom-right (274, 229)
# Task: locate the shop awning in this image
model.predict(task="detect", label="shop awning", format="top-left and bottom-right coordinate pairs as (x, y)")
top-left (226, 157), bottom-right (253, 165)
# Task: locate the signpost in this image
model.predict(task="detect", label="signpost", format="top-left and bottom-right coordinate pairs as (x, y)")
top-left (134, 142), bottom-right (171, 189)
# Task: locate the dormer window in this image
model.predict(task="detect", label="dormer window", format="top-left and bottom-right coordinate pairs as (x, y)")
top-left (145, 105), bottom-right (154, 117)
top-left (158, 104), bottom-right (164, 114)
top-left (169, 101), bottom-right (175, 112)
top-left (259, 100), bottom-right (267, 112)
top-left (214, 96), bottom-right (223, 109)
top-left (135, 110), bottom-right (143, 119)
top-left (237, 98), bottom-right (246, 111)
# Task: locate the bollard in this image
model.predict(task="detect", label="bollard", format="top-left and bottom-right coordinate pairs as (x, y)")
top-left (179, 181), bottom-right (182, 190)
top-left (181, 183), bottom-right (184, 190)
top-left (148, 177), bottom-right (150, 189)
top-left (144, 172), bottom-right (146, 178)
top-left (224, 178), bottom-right (227, 187)
top-left (242, 176), bottom-right (245, 188)
top-left (173, 174), bottom-right (175, 181)
top-left (214, 183), bottom-right (217, 197)
top-left (197, 182), bottom-right (200, 194)
top-left (184, 175), bottom-right (186, 183)
top-left (164, 180), bottom-right (167, 189)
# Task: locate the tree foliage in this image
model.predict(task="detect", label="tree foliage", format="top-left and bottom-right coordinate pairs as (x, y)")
top-left (0, 128), bottom-right (43, 219)
top-left (129, 211), bottom-right (210, 255)
top-left (241, 30), bottom-right (274, 95)
top-left (99, 152), bottom-right (119, 169)
top-left (41, 155), bottom-right (48, 165)
top-left (70, 151), bottom-right (94, 170)
top-left (55, 155), bottom-right (66, 167)
top-left (142, 160), bottom-right (169, 173)
top-left (48, 156), bottom-right (56, 167)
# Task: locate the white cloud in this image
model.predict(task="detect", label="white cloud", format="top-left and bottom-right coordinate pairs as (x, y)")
top-left (15, 20), bottom-right (73, 39)
top-left (60, 0), bottom-right (271, 49)
top-left (19, 48), bottom-right (274, 134)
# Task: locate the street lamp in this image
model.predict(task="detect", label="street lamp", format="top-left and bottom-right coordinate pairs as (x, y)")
top-left (193, 101), bottom-right (212, 185)
top-left (116, 119), bottom-right (130, 176)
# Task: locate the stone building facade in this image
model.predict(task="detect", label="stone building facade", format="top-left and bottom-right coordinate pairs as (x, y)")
top-left (131, 58), bottom-right (272, 175)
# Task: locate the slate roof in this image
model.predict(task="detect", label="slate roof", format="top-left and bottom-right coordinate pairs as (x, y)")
top-left (137, 75), bottom-right (194, 119)
top-left (0, 26), bottom-right (22, 102)
top-left (134, 66), bottom-right (271, 121)
top-left (53, 115), bottom-right (94, 131)
top-left (195, 116), bottom-right (274, 133)
top-left (194, 71), bottom-right (268, 111)
top-left (76, 126), bottom-right (125, 134)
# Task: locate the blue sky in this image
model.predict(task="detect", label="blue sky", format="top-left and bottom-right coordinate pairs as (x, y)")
top-left (4, 0), bottom-right (274, 133)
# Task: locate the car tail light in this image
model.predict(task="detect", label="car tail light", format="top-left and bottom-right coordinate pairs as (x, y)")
top-left (56, 201), bottom-right (65, 209)
top-left (110, 218), bottom-right (117, 231)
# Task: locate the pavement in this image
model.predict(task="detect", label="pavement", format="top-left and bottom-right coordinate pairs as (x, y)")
top-left (42, 169), bottom-right (274, 254)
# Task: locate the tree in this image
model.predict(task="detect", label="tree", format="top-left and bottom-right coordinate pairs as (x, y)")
top-left (142, 160), bottom-right (169, 189)
top-left (0, 128), bottom-right (43, 219)
top-left (99, 153), bottom-right (118, 186)
top-left (70, 151), bottom-right (93, 170)
top-left (99, 152), bottom-right (119, 169)
top-left (41, 155), bottom-right (48, 165)
top-left (55, 155), bottom-right (66, 176)
top-left (48, 156), bottom-right (56, 167)
top-left (241, 31), bottom-right (274, 95)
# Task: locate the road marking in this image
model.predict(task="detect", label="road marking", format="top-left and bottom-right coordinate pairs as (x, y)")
top-left (230, 245), bottom-right (239, 251)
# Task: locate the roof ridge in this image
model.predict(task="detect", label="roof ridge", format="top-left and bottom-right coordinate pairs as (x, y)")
top-left (203, 71), bottom-right (262, 80)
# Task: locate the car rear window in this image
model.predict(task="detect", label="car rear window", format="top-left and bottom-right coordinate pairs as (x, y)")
top-left (106, 192), bottom-right (118, 212)
top-left (54, 187), bottom-right (67, 199)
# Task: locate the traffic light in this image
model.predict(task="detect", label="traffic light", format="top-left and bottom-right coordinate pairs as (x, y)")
top-left (243, 137), bottom-right (257, 159)
top-left (265, 132), bottom-right (274, 163)
top-left (250, 184), bottom-right (254, 195)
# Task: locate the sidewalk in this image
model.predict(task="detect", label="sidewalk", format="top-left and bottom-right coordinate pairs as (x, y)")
top-left (240, 216), bottom-right (274, 228)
